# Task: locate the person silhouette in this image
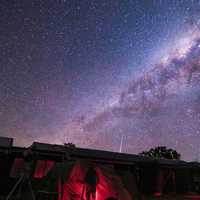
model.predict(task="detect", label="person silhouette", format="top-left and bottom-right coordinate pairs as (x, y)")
top-left (84, 166), bottom-right (99, 200)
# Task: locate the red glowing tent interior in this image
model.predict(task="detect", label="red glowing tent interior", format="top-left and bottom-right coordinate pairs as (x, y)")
top-left (61, 161), bottom-right (134, 200)
top-left (10, 158), bottom-right (137, 200)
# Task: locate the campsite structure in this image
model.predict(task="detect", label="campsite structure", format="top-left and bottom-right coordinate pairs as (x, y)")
top-left (0, 136), bottom-right (200, 200)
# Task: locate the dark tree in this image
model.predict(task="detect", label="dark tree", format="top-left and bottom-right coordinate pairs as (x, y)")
top-left (139, 146), bottom-right (181, 160)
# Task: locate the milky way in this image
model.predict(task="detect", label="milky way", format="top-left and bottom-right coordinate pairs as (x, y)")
top-left (79, 29), bottom-right (200, 160)
top-left (1, 0), bottom-right (200, 161)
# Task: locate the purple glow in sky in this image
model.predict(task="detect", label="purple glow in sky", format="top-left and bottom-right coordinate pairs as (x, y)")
top-left (1, 0), bottom-right (200, 160)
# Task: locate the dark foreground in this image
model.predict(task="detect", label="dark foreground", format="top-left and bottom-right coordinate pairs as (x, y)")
top-left (0, 137), bottom-right (200, 200)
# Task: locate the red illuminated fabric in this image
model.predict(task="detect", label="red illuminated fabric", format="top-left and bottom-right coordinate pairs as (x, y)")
top-left (34, 160), bottom-right (55, 178)
top-left (95, 166), bottom-right (132, 200)
top-left (62, 162), bottom-right (93, 200)
top-left (61, 162), bottom-right (133, 200)
top-left (9, 159), bottom-right (135, 200)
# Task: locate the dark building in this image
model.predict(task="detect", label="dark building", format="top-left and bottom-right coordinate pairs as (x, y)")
top-left (0, 136), bottom-right (200, 200)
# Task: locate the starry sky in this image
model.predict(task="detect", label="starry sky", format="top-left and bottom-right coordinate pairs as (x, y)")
top-left (1, 0), bottom-right (200, 161)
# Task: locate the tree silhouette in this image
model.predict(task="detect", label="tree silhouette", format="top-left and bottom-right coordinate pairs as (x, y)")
top-left (139, 146), bottom-right (181, 160)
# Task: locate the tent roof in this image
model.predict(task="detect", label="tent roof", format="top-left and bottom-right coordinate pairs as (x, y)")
top-left (0, 137), bottom-right (199, 169)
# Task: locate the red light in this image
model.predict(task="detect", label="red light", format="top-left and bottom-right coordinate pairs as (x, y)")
top-left (154, 192), bottom-right (162, 197)
top-left (34, 160), bottom-right (54, 178)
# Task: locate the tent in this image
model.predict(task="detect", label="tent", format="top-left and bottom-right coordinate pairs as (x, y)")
top-left (8, 159), bottom-right (138, 200)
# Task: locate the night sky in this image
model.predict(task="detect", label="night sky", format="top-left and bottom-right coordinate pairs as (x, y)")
top-left (1, 0), bottom-right (200, 161)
